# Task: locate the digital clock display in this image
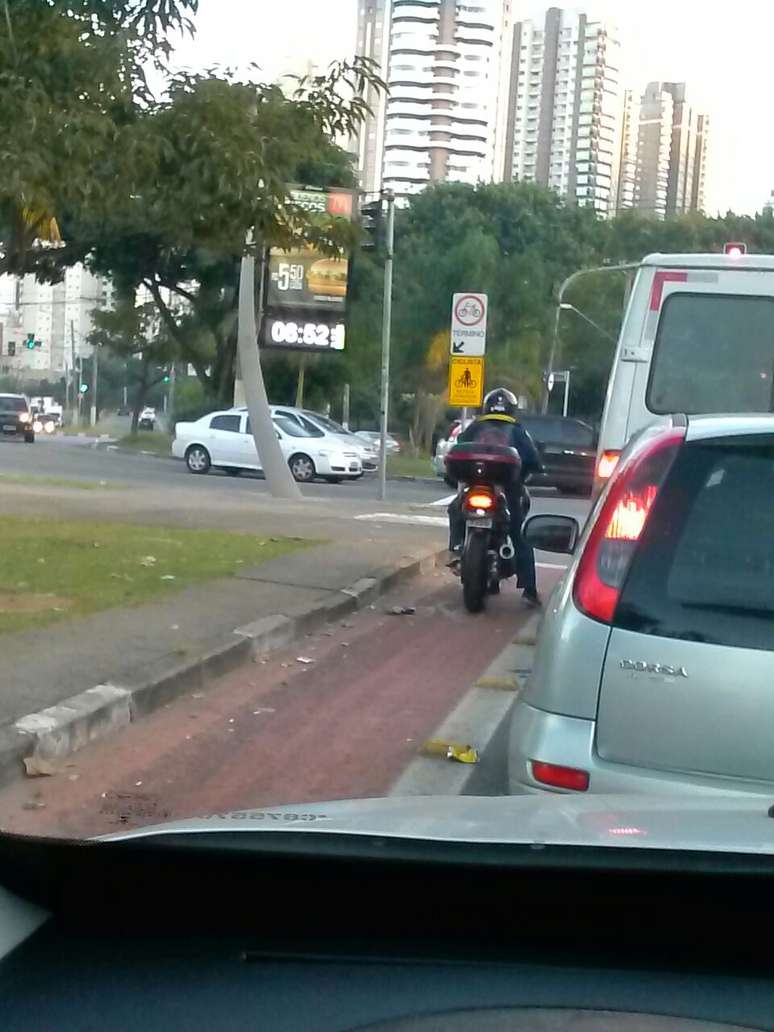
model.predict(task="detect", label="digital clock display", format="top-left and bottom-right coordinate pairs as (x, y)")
top-left (263, 315), bottom-right (345, 351)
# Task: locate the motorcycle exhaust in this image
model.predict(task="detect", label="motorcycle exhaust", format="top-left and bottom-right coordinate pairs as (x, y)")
top-left (499, 537), bottom-right (515, 561)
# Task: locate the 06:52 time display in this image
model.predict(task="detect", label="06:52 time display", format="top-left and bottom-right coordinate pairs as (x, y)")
top-left (269, 319), bottom-right (345, 350)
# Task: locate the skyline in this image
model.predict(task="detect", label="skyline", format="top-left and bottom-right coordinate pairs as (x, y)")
top-left (170, 1), bottom-right (774, 216)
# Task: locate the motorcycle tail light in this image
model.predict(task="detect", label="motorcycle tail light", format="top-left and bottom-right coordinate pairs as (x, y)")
top-left (464, 488), bottom-right (494, 511)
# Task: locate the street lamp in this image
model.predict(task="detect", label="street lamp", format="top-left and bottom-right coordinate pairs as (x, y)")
top-left (558, 302), bottom-right (618, 344)
top-left (542, 263), bottom-right (638, 413)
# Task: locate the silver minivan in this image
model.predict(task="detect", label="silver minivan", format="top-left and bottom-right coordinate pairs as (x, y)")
top-left (509, 413), bottom-right (774, 796)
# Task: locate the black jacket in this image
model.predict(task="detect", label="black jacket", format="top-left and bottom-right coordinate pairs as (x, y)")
top-left (456, 413), bottom-right (543, 481)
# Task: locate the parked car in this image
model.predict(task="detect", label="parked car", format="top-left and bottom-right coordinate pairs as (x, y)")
top-left (355, 430), bottom-right (400, 454)
top-left (508, 413), bottom-right (774, 797)
top-left (432, 419), bottom-right (465, 476)
top-left (272, 406), bottom-right (378, 472)
top-left (517, 414), bottom-right (596, 496)
top-left (172, 409), bottom-right (363, 482)
top-left (0, 393), bottom-right (34, 443)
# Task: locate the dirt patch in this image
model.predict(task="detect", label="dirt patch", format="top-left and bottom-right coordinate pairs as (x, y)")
top-left (0, 592), bottom-right (74, 612)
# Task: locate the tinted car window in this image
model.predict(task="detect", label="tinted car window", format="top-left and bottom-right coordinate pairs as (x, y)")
top-left (648, 293), bottom-right (774, 414)
top-left (210, 414), bottom-right (241, 432)
top-left (616, 436), bottom-right (774, 651)
top-left (559, 420), bottom-right (595, 447)
top-left (518, 415), bottom-right (551, 444)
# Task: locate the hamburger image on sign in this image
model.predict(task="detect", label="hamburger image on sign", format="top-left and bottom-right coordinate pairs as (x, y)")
top-left (307, 256), bottom-right (348, 299)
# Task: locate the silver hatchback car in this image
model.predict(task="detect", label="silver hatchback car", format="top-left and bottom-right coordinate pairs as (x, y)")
top-left (508, 413), bottom-right (774, 797)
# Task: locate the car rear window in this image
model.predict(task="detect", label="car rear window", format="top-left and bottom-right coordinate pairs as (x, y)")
top-left (0, 396), bottom-right (25, 412)
top-left (648, 293), bottom-right (774, 414)
top-left (558, 421), bottom-right (595, 447)
top-left (615, 435), bottom-right (774, 651)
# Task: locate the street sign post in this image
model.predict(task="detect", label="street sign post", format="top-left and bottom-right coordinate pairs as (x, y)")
top-left (450, 292), bottom-right (487, 356)
top-left (448, 356), bottom-right (484, 408)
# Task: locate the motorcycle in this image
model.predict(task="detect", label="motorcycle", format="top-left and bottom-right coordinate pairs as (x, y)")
top-left (445, 442), bottom-right (522, 613)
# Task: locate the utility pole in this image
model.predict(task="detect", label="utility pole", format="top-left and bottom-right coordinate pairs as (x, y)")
top-left (70, 321), bottom-right (78, 426)
top-left (90, 343), bottom-right (99, 426)
top-left (342, 383), bottom-right (350, 429)
top-left (295, 354), bottom-right (306, 408)
top-left (167, 363), bottom-right (176, 429)
top-left (377, 189), bottom-right (395, 502)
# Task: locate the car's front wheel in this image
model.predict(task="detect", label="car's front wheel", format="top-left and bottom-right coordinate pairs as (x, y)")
top-left (185, 444), bottom-right (211, 474)
top-left (289, 453), bottom-right (316, 483)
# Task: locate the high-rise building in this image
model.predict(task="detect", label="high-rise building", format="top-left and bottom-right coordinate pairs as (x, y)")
top-left (614, 81), bottom-right (709, 217)
top-left (354, 1), bottom-right (515, 197)
top-left (0, 265), bottom-right (111, 376)
top-left (504, 7), bottom-right (622, 214)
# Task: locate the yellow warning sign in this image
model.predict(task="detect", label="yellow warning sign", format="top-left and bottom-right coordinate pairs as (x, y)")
top-left (448, 356), bottom-right (484, 407)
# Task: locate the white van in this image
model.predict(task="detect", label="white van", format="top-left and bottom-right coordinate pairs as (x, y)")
top-left (596, 252), bottom-right (774, 485)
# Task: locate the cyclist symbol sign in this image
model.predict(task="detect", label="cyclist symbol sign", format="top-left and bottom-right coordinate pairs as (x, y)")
top-left (450, 292), bottom-right (487, 356)
top-left (448, 356), bottom-right (484, 407)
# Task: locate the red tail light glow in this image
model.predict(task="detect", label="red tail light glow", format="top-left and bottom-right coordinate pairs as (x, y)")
top-left (464, 489), bottom-right (494, 511)
top-left (532, 761), bottom-right (589, 792)
top-left (597, 449), bottom-right (621, 480)
top-left (573, 428), bottom-right (685, 624)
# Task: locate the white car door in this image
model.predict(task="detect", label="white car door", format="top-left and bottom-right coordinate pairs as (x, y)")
top-left (207, 413), bottom-right (242, 464)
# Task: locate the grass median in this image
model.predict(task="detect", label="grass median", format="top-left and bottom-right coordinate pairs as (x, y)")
top-left (386, 453), bottom-right (434, 478)
top-left (116, 432), bottom-right (173, 455)
top-left (0, 516), bottom-right (311, 634)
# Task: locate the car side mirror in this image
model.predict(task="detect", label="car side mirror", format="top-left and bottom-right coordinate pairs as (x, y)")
top-left (523, 514), bottom-right (579, 555)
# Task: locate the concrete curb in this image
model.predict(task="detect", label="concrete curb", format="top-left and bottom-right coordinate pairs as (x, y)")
top-left (389, 611), bottom-right (540, 797)
top-left (0, 546), bottom-right (447, 789)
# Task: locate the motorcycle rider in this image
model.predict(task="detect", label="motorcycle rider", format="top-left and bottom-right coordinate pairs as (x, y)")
top-left (447, 387), bottom-right (543, 607)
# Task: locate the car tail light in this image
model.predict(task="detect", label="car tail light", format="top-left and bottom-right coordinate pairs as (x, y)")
top-left (573, 427), bottom-right (685, 624)
top-left (532, 760), bottom-right (589, 792)
top-left (464, 488), bottom-right (494, 511)
top-left (596, 449), bottom-right (620, 480)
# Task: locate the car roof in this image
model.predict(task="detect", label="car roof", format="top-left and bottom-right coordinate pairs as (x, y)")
top-left (686, 413), bottom-right (774, 441)
top-left (641, 252), bottom-right (774, 270)
top-left (0, 392), bottom-right (24, 398)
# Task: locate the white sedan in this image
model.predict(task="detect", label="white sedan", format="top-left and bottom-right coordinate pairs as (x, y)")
top-left (172, 409), bottom-right (363, 483)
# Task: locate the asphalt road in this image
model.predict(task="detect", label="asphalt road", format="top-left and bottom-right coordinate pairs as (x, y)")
top-left (0, 433), bottom-right (593, 519)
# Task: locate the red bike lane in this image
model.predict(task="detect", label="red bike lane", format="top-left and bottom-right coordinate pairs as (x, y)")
top-left (0, 567), bottom-right (562, 839)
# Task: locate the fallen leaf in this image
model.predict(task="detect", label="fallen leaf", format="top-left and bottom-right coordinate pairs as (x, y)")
top-left (68, 773), bottom-right (80, 782)
top-left (296, 656), bottom-right (314, 664)
top-left (135, 781), bottom-right (143, 787)
top-left (24, 756), bottom-right (57, 777)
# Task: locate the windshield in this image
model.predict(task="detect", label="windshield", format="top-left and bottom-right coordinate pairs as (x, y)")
top-left (2, 0), bottom-right (774, 867)
top-left (0, 396), bottom-right (25, 412)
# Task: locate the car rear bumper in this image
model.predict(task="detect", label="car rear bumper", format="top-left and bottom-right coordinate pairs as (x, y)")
top-left (508, 699), bottom-right (774, 797)
top-left (529, 469), bottom-right (593, 492)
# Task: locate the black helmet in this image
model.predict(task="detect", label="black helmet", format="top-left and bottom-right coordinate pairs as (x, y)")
top-left (483, 387), bottom-right (518, 418)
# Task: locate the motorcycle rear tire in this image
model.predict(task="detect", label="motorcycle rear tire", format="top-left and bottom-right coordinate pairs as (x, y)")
top-left (461, 531), bottom-right (488, 613)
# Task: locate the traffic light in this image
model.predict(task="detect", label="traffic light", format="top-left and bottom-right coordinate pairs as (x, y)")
top-left (162, 371), bottom-right (170, 383)
top-left (7, 342), bottom-right (15, 357)
top-left (79, 383), bottom-right (89, 394)
top-left (359, 197), bottom-right (384, 250)
top-left (25, 332), bottom-right (35, 350)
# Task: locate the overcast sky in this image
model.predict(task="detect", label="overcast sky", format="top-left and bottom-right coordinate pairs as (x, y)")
top-left (170, 1), bottom-right (773, 216)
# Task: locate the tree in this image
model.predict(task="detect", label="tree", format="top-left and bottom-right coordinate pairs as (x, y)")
top-left (75, 59), bottom-right (381, 406)
top-left (0, 0), bottom-right (197, 278)
top-left (89, 292), bottom-right (176, 432)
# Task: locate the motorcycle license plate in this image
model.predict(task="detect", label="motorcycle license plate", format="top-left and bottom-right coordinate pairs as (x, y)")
top-left (467, 517), bottom-right (492, 529)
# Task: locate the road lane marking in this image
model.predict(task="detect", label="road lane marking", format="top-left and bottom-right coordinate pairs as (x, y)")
top-left (355, 513), bottom-right (448, 527)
